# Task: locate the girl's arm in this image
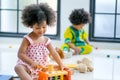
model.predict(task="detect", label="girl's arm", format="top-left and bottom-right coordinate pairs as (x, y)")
top-left (18, 38), bottom-right (33, 65)
top-left (18, 38), bottom-right (42, 69)
top-left (47, 43), bottom-right (64, 70)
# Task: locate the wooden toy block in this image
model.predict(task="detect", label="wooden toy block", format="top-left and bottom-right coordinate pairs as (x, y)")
top-left (38, 65), bottom-right (71, 80)
top-left (65, 64), bottom-right (78, 69)
top-left (0, 75), bottom-right (13, 80)
top-left (38, 70), bottom-right (70, 80)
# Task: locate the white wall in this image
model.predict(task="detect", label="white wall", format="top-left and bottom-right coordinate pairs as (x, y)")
top-left (51, 0), bottom-right (90, 47)
top-left (52, 0), bottom-right (120, 50)
top-left (0, 0), bottom-right (120, 52)
top-left (0, 0), bottom-right (120, 76)
top-left (58, 0), bottom-right (90, 45)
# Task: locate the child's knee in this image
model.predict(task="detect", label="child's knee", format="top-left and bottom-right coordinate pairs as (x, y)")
top-left (14, 65), bottom-right (21, 73)
top-left (60, 44), bottom-right (70, 51)
top-left (87, 45), bottom-right (93, 53)
top-left (81, 45), bottom-right (93, 54)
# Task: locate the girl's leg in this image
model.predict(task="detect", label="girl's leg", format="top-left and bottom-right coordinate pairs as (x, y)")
top-left (14, 65), bottom-right (32, 80)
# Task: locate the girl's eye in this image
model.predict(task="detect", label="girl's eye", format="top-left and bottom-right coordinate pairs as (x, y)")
top-left (36, 28), bottom-right (40, 29)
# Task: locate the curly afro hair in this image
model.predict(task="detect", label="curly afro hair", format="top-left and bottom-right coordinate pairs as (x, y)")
top-left (69, 8), bottom-right (91, 25)
top-left (21, 3), bottom-right (56, 28)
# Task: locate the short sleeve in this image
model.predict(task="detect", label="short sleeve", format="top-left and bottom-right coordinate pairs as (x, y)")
top-left (24, 35), bottom-right (34, 44)
top-left (82, 29), bottom-right (88, 40)
top-left (45, 37), bottom-right (51, 46)
top-left (64, 27), bottom-right (73, 43)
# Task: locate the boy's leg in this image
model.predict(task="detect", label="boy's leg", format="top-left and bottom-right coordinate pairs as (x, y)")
top-left (60, 44), bottom-right (73, 58)
top-left (79, 45), bottom-right (93, 54)
top-left (60, 43), bottom-right (70, 52)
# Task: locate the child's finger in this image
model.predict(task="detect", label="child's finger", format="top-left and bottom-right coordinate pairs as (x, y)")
top-left (37, 64), bottom-right (43, 69)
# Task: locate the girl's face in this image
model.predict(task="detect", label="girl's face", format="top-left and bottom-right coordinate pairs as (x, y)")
top-left (32, 21), bottom-right (47, 37)
top-left (73, 24), bottom-right (85, 30)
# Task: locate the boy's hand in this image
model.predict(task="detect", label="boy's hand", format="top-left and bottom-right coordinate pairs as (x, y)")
top-left (90, 44), bottom-right (98, 50)
top-left (73, 47), bottom-right (80, 55)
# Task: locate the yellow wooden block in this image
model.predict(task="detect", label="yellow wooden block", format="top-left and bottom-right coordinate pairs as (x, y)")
top-left (46, 70), bottom-right (68, 77)
top-left (65, 64), bottom-right (77, 69)
top-left (60, 75), bottom-right (63, 80)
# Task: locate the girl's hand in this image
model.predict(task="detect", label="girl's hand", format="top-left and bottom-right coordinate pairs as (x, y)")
top-left (37, 64), bottom-right (44, 69)
top-left (60, 65), bottom-right (66, 71)
top-left (31, 62), bottom-right (43, 70)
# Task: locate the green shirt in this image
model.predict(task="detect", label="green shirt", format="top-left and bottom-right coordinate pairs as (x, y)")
top-left (64, 26), bottom-right (88, 46)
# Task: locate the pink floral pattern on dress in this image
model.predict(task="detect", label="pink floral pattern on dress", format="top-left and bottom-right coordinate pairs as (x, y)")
top-left (17, 35), bottom-right (51, 75)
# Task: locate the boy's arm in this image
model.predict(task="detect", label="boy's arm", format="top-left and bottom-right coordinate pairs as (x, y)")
top-left (84, 38), bottom-right (98, 49)
top-left (84, 38), bottom-right (90, 45)
top-left (67, 42), bottom-right (80, 54)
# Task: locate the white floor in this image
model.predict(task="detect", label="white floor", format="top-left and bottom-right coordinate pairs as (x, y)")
top-left (57, 49), bottom-right (120, 80)
top-left (93, 49), bottom-right (120, 80)
top-left (1, 49), bottom-right (120, 80)
top-left (64, 56), bottom-right (93, 80)
top-left (61, 53), bottom-right (94, 80)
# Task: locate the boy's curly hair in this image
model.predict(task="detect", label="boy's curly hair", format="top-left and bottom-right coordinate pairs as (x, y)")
top-left (69, 8), bottom-right (91, 25)
top-left (21, 3), bottom-right (56, 27)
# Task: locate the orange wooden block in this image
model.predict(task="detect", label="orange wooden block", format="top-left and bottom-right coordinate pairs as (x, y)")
top-left (38, 69), bottom-right (71, 80)
top-left (38, 71), bottom-right (48, 80)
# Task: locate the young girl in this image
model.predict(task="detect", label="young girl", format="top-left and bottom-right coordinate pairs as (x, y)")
top-left (14, 3), bottom-right (64, 80)
top-left (61, 8), bottom-right (94, 56)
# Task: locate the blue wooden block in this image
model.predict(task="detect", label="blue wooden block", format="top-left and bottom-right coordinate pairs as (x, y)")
top-left (0, 75), bottom-right (13, 80)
